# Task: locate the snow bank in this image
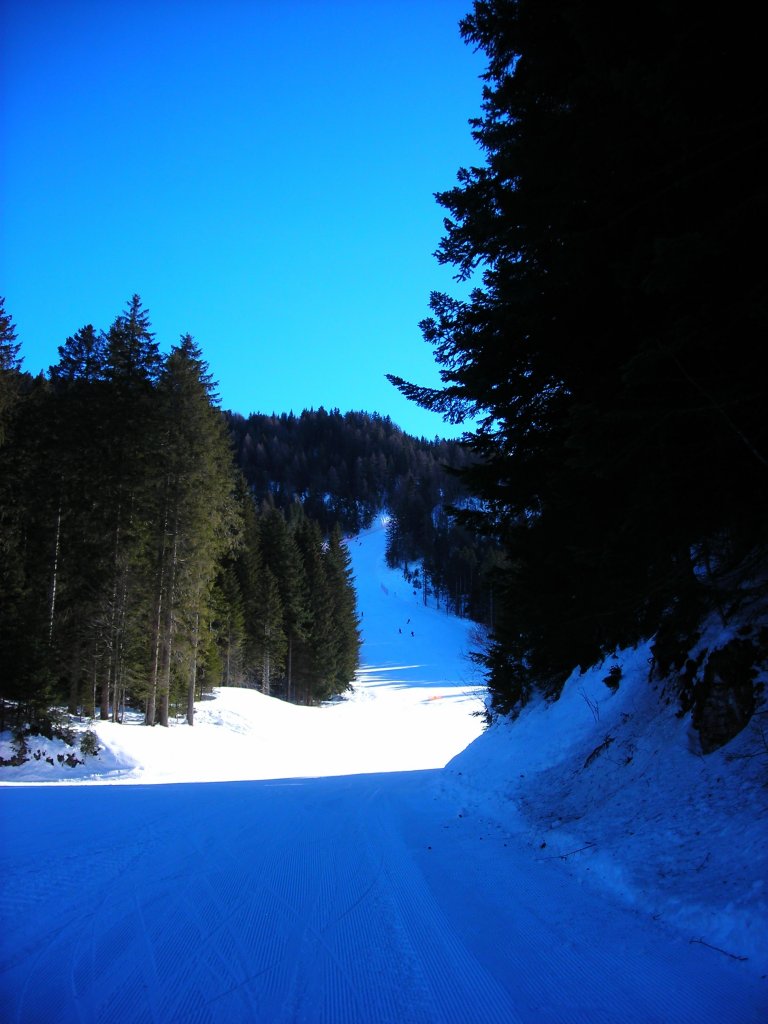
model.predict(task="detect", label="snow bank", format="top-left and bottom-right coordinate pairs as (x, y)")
top-left (441, 641), bottom-right (768, 972)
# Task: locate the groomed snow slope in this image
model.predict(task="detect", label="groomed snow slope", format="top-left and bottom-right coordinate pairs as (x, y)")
top-left (0, 516), bottom-right (765, 1023)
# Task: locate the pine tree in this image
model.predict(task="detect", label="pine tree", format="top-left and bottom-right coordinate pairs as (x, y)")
top-left (212, 563), bottom-right (247, 689)
top-left (388, 0), bottom-right (768, 710)
top-left (0, 375), bottom-right (59, 722)
top-left (96, 296), bottom-right (162, 720)
top-left (233, 487), bottom-right (266, 686)
top-left (258, 505), bottom-right (310, 701)
top-left (292, 517), bottom-right (336, 704)
top-left (147, 334), bottom-right (240, 725)
top-left (253, 567), bottom-right (287, 696)
top-left (43, 326), bottom-right (110, 716)
top-left (0, 297), bottom-right (22, 448)
top-left (49, 325), bottom-right (105, 385)
top-left (324, 525), bottom-right (361, 696)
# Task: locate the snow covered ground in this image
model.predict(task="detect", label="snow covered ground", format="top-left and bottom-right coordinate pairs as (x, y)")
top-left (1, 516), bottom-right (766, 1022)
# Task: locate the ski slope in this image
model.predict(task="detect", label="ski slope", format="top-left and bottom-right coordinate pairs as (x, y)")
top-left (0, 517), bottom-right (765, 1023)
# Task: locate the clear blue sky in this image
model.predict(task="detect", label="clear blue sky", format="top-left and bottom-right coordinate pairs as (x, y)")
top-left (1, 0), bottom-right (485, 439)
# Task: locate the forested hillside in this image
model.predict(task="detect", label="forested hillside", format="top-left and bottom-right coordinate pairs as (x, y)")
top-left (0, 291), bottom-right (510, 737)
top-left (227, 407), bottom-right (464, 535)
top-left (0, 297), bottom-right (360, 730)
top-left (227, 408), bottom-right (503, 621)
top-left (388, 0), bottom-right (768, 753)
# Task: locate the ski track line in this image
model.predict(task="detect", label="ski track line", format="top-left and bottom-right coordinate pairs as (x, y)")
top-left (391, 781), bottom-right (766, 1024)
top-left (3, 775), bottom-right (763, 1023)
top-left (271, 779), bottom-right (432, 1024)
top-left (2, 806), bottom-right (169, 1024)
top-left (143, 779), bottom-right (368, 1023)
top-left (367, 788), bottom-right (526, 1024)
top-left (158, 788), bottom-right (313, 1023)
top-left (179, 833), bottom-right (306, 1021)
top-left (132, 885), bottom-right (163, 1024)
top-left (202, 778), bottom-right (393, 1024)
top-left (260, 774), bottom-right (523, 1024)
top-left (89, 808), bottom-right (220, 1024)
top-left (3, 790), bottom-right (192, 1023)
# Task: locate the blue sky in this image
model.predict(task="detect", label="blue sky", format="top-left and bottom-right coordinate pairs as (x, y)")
top-left (1, 0), bottom-right (485, 439)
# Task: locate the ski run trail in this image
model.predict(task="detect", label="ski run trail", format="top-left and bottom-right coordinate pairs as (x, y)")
top-left (1, 517), bottom-right (765, 1023)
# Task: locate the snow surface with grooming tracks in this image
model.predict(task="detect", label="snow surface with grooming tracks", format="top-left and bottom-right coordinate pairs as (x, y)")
top-left (1, 516), bottom-right (766, 1023)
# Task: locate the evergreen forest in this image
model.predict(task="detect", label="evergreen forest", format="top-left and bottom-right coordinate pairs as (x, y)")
top-left (227, 408), bottom-right (504, 622)
top-left (0, 297), bottom-right (362, 729)
top-left (388, 0), bottom-right (768, 748)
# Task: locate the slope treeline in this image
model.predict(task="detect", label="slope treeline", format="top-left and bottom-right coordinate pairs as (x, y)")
top-left (0, 296), bottom-right (360, 731)
top-left (226, 407), bottom-right (466, 535)
top-left (227, 408), bottom-right (503, 621)
top-left (390, 0), bottom-right (768, 742)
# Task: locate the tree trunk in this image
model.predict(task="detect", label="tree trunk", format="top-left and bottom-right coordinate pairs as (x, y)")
top-left (158, 531), bottom-right (178, 728)
top-left (187, 610), bottom-right (199, 726)
top-left (48, 502), bottom-right (62, 645)
top-left (67, 642), bottom-right (82, 716)
top-left (111, 570), bottom-right (128, 723)
top-left (262, 639), bottom-right (270, 696)
top-left (88, 656), bottom-right (98, 720)
top-left (145, 491), bottom-right (169, 725)
top-left (103, 503), bottom-right (122, 721)
top-left (100, 666), bottom-right (110, 721)
top-left (145, 580), bottom-right (163, 725)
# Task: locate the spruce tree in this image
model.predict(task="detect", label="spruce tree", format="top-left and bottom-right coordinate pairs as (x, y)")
top-left (233, 487), bottom-right (266, 686)
top-left (0, 301), bottom-right (246, 728)
top-left (0, 375), bottom-right (58, 722)
top-left (213, 563), bottom-right (247, 689)
top-left (96, 295), bottom-right (162, 720)
top-left (293, 517), bottom-right (336, 704)
top-left (0, 297), bottom-right (22, 448)
top-left (324, 525), bottom-right (361, 696)
top-left (388, 0), bottom-right (768, 710)
top-left (45, 326), bottom-right (110, 716)
top-left (0, 299), bottom-right (26, 716)
top-left (258, 505), bottom-right (310, 701)
top-left (253, 567), bottom-right (287, 696)
top-left (147, 334), bottom-right (240, 725)
top-left (49, 325), bottom-right (105, 385)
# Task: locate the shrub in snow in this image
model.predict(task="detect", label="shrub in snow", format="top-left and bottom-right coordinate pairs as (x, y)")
top-left (80, 730), bottom-right (100, 757)
top-left (0, 731), bottom-right (29, 766)
top-left (691, 636), bottom-right (764, 753)
top-left (602, 664), bottom-right (622, 693)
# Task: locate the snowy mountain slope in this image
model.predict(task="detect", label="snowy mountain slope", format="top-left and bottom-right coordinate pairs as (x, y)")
top-left (0, 517), bottom-right (487, 785)
top-left (0, 516), bottom-right (766, 1022)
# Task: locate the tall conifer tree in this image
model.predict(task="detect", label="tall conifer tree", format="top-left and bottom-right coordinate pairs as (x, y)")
top-left (97, 296), bottom-right (161, 719)
top-left (0, 297), bottom-right (22, 449)
top-left (388, 0), bottom-right (768, 710)
top-left (147, 334), bottom-right (240, 725)
top-left (325, 525), bottom-right (361, 695)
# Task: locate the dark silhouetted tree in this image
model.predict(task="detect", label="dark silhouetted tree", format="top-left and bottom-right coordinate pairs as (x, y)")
top-left (388, 0), bottom-right (768, 712)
